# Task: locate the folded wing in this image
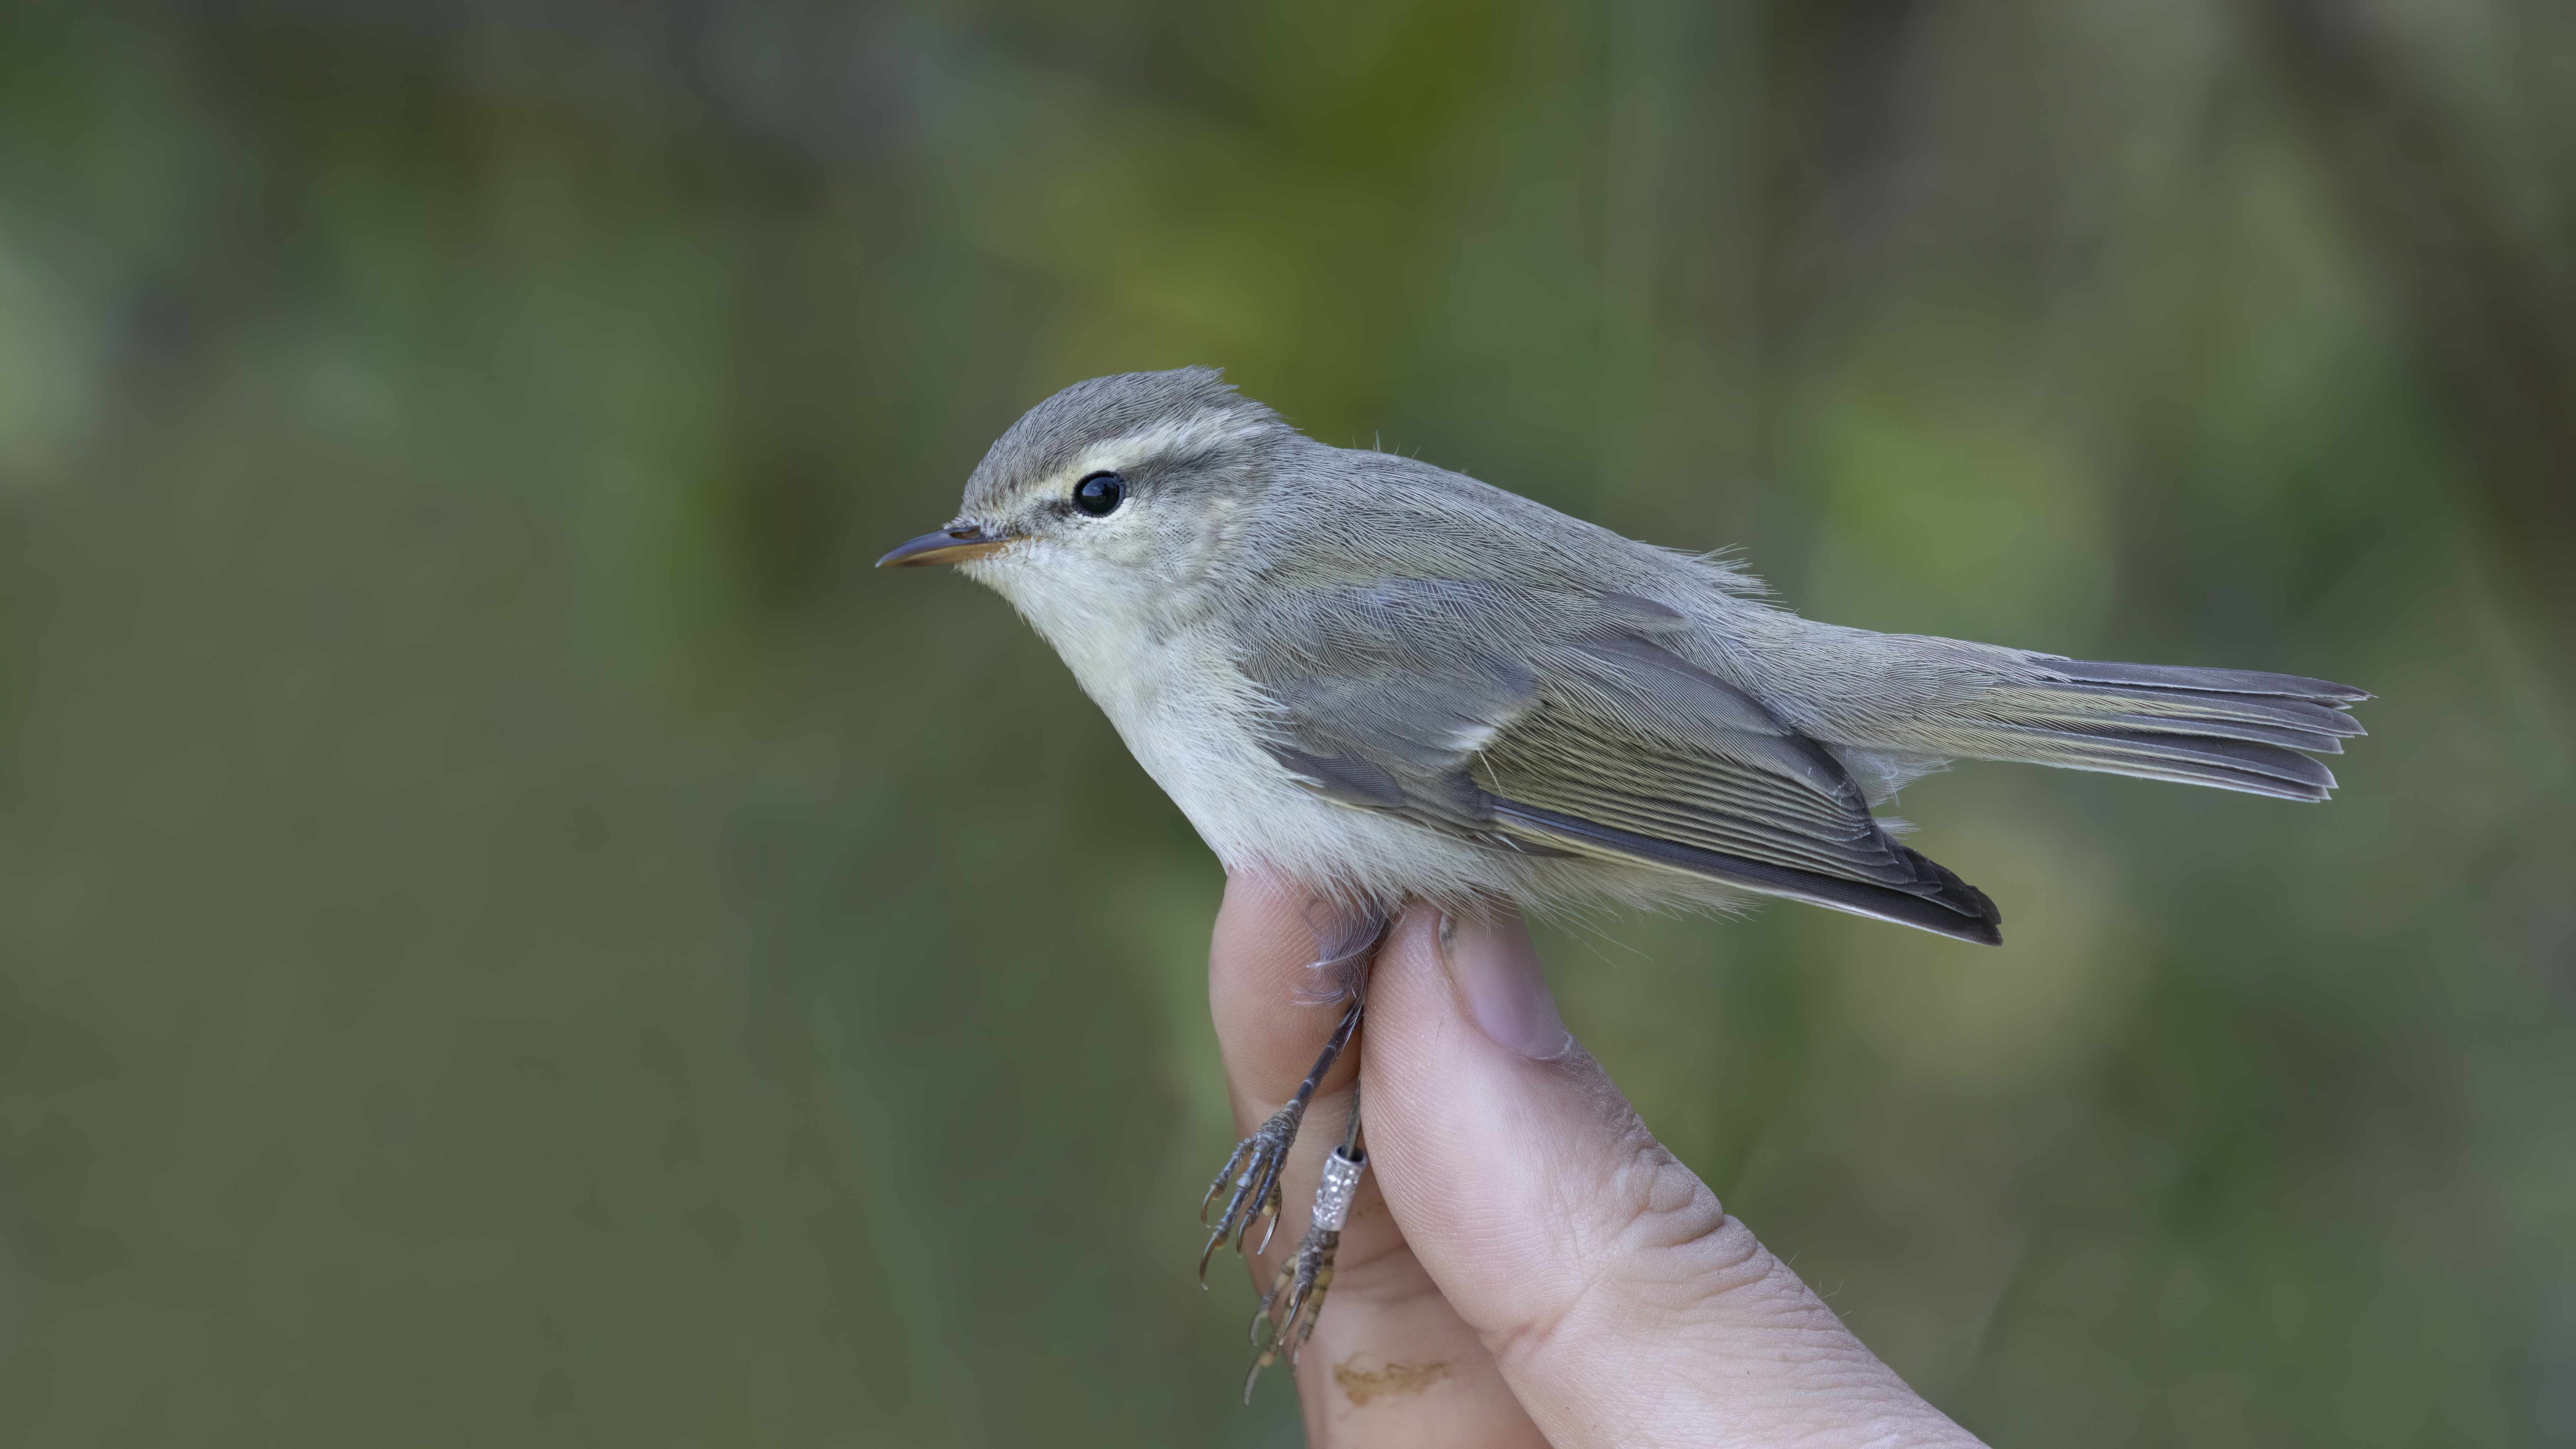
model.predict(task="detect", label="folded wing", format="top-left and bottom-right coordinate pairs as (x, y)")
top-left (1236, 583), bottom-right (2005, 944)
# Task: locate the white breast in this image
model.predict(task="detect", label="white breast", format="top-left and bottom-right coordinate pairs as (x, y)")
top-left (965, 541), bottom-right (1540, 912)
top-left (969, 541), bottom-right (1288, 850)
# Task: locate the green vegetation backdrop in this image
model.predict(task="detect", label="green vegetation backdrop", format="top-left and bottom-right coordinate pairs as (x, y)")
top-left (1, 1), bottom-right (2569, 1444)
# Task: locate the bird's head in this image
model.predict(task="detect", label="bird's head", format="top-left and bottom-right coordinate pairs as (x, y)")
top-left (878, 368), bottom-right (1291, 625)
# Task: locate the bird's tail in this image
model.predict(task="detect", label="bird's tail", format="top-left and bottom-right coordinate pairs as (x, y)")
top-left (1940, 656), bottom-right (2369, 802)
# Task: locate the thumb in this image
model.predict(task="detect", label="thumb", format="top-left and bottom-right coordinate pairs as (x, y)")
top-left (1358, 905), bottom-right (1982, 1449)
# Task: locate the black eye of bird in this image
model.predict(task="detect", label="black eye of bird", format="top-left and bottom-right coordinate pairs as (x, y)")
top-left (1073, 471), bottom-right (1126, 517)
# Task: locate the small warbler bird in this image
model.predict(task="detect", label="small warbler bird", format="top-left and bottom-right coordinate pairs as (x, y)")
top-left (881, 367), bottom-right (2365, 1388)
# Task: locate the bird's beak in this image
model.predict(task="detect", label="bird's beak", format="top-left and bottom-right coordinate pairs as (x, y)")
top-left (876, 524), bottom-right (1020, 568)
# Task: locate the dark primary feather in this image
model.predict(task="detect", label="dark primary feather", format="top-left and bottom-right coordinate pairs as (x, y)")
top-left (1490, 801), bottom-right (2001, 945)
top-left (1239, 581), bottom-right (2008, 944)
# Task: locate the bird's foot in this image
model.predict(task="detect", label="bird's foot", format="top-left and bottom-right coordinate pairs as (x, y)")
top-left (1242, 1143), bottom-right (1366, 1401)
top-left (1199, 1099), bottom-right (1305, 1277)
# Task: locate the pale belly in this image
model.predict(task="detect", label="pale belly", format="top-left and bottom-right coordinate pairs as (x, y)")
top-left (1072, 625), bottom-right (1546, 912)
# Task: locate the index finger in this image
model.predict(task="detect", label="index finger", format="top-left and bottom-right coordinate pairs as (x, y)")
top-left (1208, 873), bottom-right (1549, 1445)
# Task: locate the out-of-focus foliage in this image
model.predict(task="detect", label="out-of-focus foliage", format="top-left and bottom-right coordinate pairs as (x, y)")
top-left (0, 1), bottom-right (2569, 1444)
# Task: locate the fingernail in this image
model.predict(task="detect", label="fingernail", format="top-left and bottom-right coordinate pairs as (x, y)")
top-left (1439, 910), bottom-right (1572, 1060)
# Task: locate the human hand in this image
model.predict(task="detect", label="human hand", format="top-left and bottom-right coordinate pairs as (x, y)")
top-left (1210, 869), bottom-right (1986, 1448)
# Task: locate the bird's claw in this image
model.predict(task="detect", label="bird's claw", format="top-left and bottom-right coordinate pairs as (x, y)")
top-left (1242, 1221), bottom-right (1339, 1399)
top-left (1241, 1143), bottom-right (1366, 1400)
top-left (1198, 1099), bottom-right (1304, 1282)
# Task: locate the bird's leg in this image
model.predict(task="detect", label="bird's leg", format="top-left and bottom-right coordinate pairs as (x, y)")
top-left (1197, 991), bottom-right (1361, 1278)
top-left (1243, 1084), bottom-right (1367, 1401)
top-left (1198, 908), bottom-right (1384, 1283)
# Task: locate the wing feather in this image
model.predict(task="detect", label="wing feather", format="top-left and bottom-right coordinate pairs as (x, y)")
top-left (1237, 583), bottom-right (2003, 941)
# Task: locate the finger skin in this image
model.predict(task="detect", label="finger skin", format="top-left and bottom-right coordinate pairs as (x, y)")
top-left (1212, 869), bottom-right (1985, 1448)
top-left (1211, 875), bottom-right (1547, 1447)
top-left (1361, 902), bottom-right (1987, 1449)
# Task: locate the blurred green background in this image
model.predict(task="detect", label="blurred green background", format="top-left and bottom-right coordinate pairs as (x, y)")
top-left (1, 0), bottom-right (2570, 1444)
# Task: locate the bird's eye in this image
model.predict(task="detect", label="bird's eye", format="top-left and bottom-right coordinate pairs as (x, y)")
top-left (1073, 471), bottom-right (1126, 517)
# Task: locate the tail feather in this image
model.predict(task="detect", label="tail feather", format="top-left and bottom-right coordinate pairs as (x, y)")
top-left (1970, 722), bottom-right (2338, 799)
top-left (2038, 658), bottom-right (2368, 702)
top-left (2002, 681), bottom-right (2362, 753)
top-left (2006, 705), bottom-right (2346, 756)
top-left (1947, 655), bottom-right (2368, 803)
